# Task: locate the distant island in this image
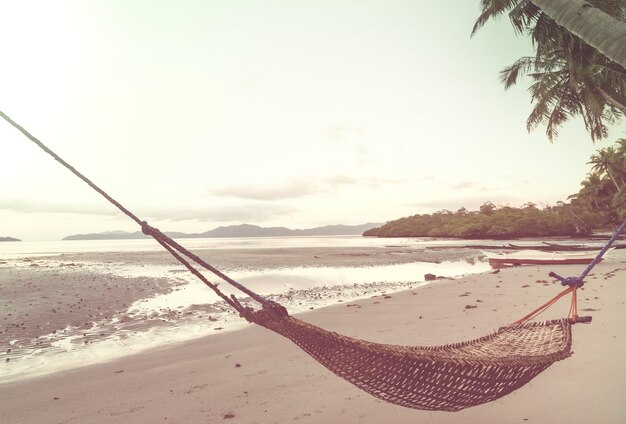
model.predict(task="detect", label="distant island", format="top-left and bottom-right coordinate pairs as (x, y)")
top-left (0, 236), bottom-right (21, 242)
top-left (63, 223), bottom-right (381, 240)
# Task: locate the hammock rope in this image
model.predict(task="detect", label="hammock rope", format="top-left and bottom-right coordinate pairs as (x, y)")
top-left (513, 218), bottom-right (626, 326)
top-left (2, 109), bottom-right (624, 412)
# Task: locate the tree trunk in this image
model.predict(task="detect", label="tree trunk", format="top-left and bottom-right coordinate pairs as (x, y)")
top-left (531, 0), bottom-right (626, 69)
top-left (607, 169), bottom-right (620, 191)
top-left (597, 85), bottom-right (626, 115)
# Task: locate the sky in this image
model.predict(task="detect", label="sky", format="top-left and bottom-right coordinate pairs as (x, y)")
top-left (1, 0), bottom-right (624, 241)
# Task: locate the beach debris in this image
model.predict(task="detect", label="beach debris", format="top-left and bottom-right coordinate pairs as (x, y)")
top-left (223, 413), bottom-right (236, 419)
top-left (424, 273), bottom-right (437, 281)
top-left (465, 304), bottom-right (477, 309)
top-left (235, 363), bottom-right (241, 368)
top-left (522, 284), bottom-right (530, 288)
top-left (459, 292), bottom-right (471, 297)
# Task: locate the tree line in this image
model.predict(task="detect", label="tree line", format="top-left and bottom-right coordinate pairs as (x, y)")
top-left (365, 140), bottom-right (626, 239)
top-left (361, 201), bottom-right (600, 239)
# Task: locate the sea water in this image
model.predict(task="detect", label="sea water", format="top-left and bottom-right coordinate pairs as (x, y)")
top-left (0, 236), bottom-right (491, 383)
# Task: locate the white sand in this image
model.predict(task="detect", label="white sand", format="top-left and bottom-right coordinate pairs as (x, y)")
top-left (1, 250), bottom-right (625, 423)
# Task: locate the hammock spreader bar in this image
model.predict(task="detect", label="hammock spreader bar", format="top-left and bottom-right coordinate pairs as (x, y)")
top-left (1, 110), bottom-right (621, 412)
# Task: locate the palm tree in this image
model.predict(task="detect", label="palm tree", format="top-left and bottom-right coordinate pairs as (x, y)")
top-left (570, 172), bottom-right (614, 210)
top-left (500, 48), bottom-right (623, 140)
top-left (614, 138), bottom-right (626, 171)
top-left (473, 0), bottom-right (626, 141)
top-left (611, 186), bottom-right (626, 220)
top-left (530, 0), bottom-right (626, 69)
top-left (588, 147), bottom-right (624, 189)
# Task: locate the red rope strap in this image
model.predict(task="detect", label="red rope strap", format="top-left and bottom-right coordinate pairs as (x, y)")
top-left (511, 286), bottom-right (581, 326)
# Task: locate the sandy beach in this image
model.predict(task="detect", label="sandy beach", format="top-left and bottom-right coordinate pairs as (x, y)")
top-left (1, 246), bottom-right (625, 423)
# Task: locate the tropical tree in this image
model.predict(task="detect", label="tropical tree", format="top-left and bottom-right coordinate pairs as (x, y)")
top-left (530, 0), bottom-right (626, 69)
top-left (570, 172), bottom-right (615, 210)
top-left (473, 0), bottom-right (626, 142)
top-left (588, 146), bottom-right (625, 189)
top-left (568, 139), bottom-right (626, 225)
top-left (614, 138), bottom-right (626, 171)
top-left (612, 186), bottom-right (626, 220)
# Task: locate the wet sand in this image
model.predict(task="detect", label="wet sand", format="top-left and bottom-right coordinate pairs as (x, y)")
top-left (45, 245), bottom-right (482, 269)
top-left (1, 247), bottom-right (625, 423)
top-left (0, 246), bottom-right (481, 374)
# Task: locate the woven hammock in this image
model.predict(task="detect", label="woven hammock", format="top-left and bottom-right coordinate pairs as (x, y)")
top-left (245, 306), bottom-right (572, 412)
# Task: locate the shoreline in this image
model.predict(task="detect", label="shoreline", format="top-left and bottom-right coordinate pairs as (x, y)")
top-left (0, 245), bottom-right (486, 383)
top-left (1, 249), bottom-right (625, 423)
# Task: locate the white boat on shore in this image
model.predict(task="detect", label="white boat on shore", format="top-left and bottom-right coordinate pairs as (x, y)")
top-left (483, 249), bottom-right (604, 267)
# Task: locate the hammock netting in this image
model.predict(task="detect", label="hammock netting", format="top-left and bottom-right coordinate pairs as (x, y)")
top-left (246, 307), bottom-right (572, 412)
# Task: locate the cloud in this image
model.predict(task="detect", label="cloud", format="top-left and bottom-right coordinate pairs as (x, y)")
top-left (145, 203), bottom-right (296, 223)
top-left (210, 175), bottom-right (364, 201)
top-left (324, 175), bottom-right (358, 187)
top-left (451, 181), bottom-right (475, 190)
top-left (0, 196), bottom-right (296, 225)
top-left (210, 178), bottom-right (319, 201)
top-left (321, 126), bottom-right (364, 143)
top-left (409, 194), bottom-right (519, 212)
top-left (0, 198), bottom-right (118, 216)
top-left (321, 126), bottom-right (370, 143)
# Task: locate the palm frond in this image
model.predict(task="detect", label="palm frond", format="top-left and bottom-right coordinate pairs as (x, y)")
top-left (471, 0), bottom-right (523, 36)
top-left (508, 0), bottom-right (540, 35)
top-left (499, 56), bottom-right (535, 89)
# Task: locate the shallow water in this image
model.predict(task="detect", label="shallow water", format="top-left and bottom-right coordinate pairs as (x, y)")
top-left (0, 237), bottom-right (491, 383)
top-left (0, 234), bottom-right (552, 258)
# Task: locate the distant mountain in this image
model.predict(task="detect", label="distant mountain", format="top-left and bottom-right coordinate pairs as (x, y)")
top-left (62, 223), bottom-right (381, 240)
top-left (0, 236), bottom-right (20, 242)
top-left (63, 231), bottom-right (149, 241)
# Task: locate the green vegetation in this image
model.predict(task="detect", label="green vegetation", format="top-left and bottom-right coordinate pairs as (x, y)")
top-left (569, 138), bottom-right (626, 222)
top-left (363, 202), bottom-right (600, 239)
top-left (472, 0), bottom-right (625, 142)
top-left (365, 140), bottom-right (626, 238)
